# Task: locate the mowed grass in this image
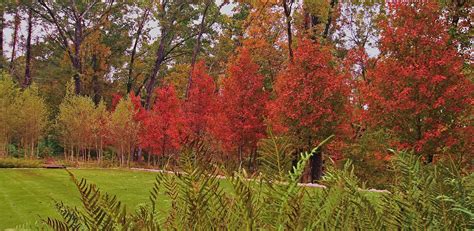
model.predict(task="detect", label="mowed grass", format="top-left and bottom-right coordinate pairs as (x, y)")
top-left (0, 169), bottom-right (165, 229)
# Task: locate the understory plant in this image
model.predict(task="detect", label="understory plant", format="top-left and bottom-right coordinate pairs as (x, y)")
top-left (44, 143), bottom-right (473, 230)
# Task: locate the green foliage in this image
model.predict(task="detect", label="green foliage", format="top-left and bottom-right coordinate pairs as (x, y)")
top-left (258, 131), bottom-right (294, 181)
top-left (344, 128), bottom-right (395, 188)
top-left (0, 73), bottom-right (18, 156)
top-left (56, 81), bottom-right (109, 162)
top-left (108, 96), bottom-right (140, 167)
top-left (0, 73), bottom-right (49, 158)
top-left (45, 148), bottom-right (473, 230)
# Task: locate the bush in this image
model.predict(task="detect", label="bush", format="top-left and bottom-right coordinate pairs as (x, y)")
top-left (0, 158), bottom-right (42, 168)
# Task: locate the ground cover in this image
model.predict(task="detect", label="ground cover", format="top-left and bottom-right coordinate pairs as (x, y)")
top-left (0, 169), bottom-right (164, 229)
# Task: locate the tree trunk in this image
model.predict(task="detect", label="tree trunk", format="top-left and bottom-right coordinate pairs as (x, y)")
top-left (91, 55), bottom-right (101, 104)
top-left (23, 7), bottom-right (33, 88)
top-left (0, 5), bottom-right (4, 68)
top-left (310, 149), bottom-right (323, 182)
top-left (322, 0), bottom-right (337, 38)
top-left (127, 8), bottom-right (149, 94)
top-left (145, 32), bottom-right (167, 109)
top-left (282, 0), bottom-right (294, 62)
top-left (185, 1), bottom-right (211, 98)
top-left (72, 16), bottom-right (83, 95)
top-left (9, 8), bottom-right (21, 73)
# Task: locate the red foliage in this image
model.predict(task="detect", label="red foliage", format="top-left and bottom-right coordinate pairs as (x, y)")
top-left (211, 48), bottom-right (268, 156)
top-left (111, 93), bottom-right (123, 110)
top-left (139, 85), bottom-right (185, 156)
top-left (129, 92), bottom-right (146, 122)
top-left (269, 39), bottom-right (351, 157)
top-left (362, 2), bottom-right (473, 158)
top-left (183, 61), bottom-right (217, 141)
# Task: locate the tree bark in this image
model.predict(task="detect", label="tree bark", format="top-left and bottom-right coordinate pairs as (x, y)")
top-left (310, 149), bottom-right (323, 182)
top-left (0, 5), bottom-right (4, 68)
top-left (9, 8), bottom-right (21, 73)
top-left (323, 0), bottom-right (337, 38)
top-left (23, 7), bottom-right (33, 88)
top-left (185, 1), bottom-right (211, 98)
top-left (282, 0), bottom-right (294, 62)
top-left (145, 29), bottom-right (167, 109)
top-left (91, 54), bottom-right (101, 104)
top-left (127, 8), bottom-right (149, 94)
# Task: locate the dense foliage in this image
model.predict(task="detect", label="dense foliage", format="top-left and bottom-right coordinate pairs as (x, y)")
top-left (0, 1), bottom-right (472, 187)
top-left (44, 149), bottom-right (473, 230)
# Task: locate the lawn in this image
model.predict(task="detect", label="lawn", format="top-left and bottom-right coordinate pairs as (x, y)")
top-left (0, 168), bottom-right (164, 229)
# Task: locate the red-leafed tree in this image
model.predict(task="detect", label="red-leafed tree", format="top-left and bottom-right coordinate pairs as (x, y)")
top-left (212, 48), bottom-right (268, 167)
top-left (140, 85), bottom-right (185, 162)
top-left (269, 39), bottom-right (350, 182)
top-left (183, 61), bottom-right (217, 142)
top-left (362, 2), bottom-right (473, 163)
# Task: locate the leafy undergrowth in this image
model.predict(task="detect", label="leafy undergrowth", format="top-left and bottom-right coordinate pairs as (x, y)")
top-left (0, 158), bottom-right (43, 168)
top-left (42, 148), bottom-right (473, 230)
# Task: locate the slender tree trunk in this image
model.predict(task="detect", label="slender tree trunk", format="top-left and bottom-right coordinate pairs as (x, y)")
top-left (0, 5), bottom-right (4, 68)
top-left (282, 0), bottom-right (294, 62)
top-left (185, 1), bottom-right (211, 98)
top-left (323, 0), bottom-right (337, 38)
top-left (9, 8), bottom-right (21, 73)
top-left (72, 17), bottom-right (83, 95)
top-left (23, 7), bottom-right (33, 88)
top-left (145, 32), bottom-right (167, 109)
top-left (127, 8), bottom-right (149, 94)
top-left (91, 55), bottom-right (101, 104)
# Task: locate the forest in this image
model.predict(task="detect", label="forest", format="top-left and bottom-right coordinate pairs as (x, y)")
top-left (0, 0), bottom-right (472, 229)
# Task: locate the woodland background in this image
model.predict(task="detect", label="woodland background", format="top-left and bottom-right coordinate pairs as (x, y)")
top-left (0, 0), bottom-right (472, 188)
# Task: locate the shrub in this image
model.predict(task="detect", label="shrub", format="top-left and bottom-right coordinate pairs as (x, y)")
top-left (0, 158), bottom-right (42, 168)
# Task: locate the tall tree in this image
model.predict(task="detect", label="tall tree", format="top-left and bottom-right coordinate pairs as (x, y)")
top-left (212, 48), bottom-right (268, 168)
top-left (185, 0), bottom-right (211, 98)
top-left (33, 0), bottom-right (117, 94)
top-left (282, 0), bottom-right (294, 61)
top-left (9, 2), bottom-right (21, 74)
top-left (362, 2), bottom-right (473, 163)
top-left (23, 7), bottom-right (33, 88)
top-left (126, 3), bottom-right (150, 94)
top-left (183, 61), bottom-right (216, 142)
top-left (269, 39), bottom-right (350, 181)
top-left (140, 85), bottom-right (185, 161)
top-left (0, 3), bottom-right (4, 68)
top-left (302, 0), bottom-right (339, 39)
top-left (144, 0), bottom-right (224, 108)
top-left (144, 0), bottom-right (193, 109)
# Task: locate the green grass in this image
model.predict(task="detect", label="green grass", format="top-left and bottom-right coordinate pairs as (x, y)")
top-left (0, 168), bottom-right (165, 229)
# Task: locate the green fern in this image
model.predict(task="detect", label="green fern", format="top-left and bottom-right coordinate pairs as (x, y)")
top-left (258, 131), bottom-right (294, 181)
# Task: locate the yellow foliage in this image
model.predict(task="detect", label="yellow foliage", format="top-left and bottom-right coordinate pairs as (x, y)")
top-left (164, 64), bottom-right (190, 98)
top-left (0, 73), bottom-right (48, 157)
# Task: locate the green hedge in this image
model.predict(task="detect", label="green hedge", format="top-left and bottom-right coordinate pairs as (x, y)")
top-left (0, 158), bottom-right (43, 168)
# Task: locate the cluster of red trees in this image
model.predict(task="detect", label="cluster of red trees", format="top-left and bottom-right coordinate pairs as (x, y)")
top-left (93, 3), bottom-right (472, 180)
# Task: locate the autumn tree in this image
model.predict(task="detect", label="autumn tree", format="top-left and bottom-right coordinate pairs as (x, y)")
top-left (57, 82), bottom-right (107, 161)
top-left (140, 85), bottom-right (185, 165)
top-left (0, 73), bottom-right (19, 156)
top-left (0, 73), bottom-right (48, 158)
top-left (183, 61), bottom-right (216, 142)
top-left (212, 48), bottom-right (268, 168)
top-left (12, 86), bottom-right (48, 158)
top-left (269, 39), bottom-right (350, 182)
top-left (33, 0), bottom-right (119, 94)
top-left (108, 96), bottom-right (140, 167)
top-left (362, 2), bottom-right (473, 163)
